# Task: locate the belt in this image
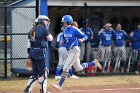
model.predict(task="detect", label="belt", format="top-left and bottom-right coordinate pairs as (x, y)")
top-left (33, 48), bottom-right (41, 49)
top-left (67, 47), bottom-right (74, 51)
top-left (32, 47), bottom-right (45, 49)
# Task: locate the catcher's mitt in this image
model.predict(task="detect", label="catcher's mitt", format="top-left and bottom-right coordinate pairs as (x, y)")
top-left (25, 58), bottom-right (32, 71)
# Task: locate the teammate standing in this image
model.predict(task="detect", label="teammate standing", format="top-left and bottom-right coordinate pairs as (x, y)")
top-left (129, 23), bottom-right (140, 73)
top-left (80, 19), bottom-right (93, 62)
top-left (24, 15), bottom-right (53, 93)
top-left (112, 23), bottom-right (128, 72)
top-left (52, 15), bottom-right (102, 90)
top-left (98, 23), bottom-right (113, 73)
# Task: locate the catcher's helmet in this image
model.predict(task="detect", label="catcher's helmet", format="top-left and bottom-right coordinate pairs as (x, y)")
top-left (38, 15), bottom-right (50, 21)
top-left (61, 15), bottom-right (73, 25)
top-left (35, 18), bottom-right (44, 23)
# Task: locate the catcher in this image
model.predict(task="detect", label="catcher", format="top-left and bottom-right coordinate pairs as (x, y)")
top-left (24, 15), bottom-right (53, 93)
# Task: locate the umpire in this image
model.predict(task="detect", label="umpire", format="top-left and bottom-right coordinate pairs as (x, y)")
top-left (24, 15), bottom-right (53, 93)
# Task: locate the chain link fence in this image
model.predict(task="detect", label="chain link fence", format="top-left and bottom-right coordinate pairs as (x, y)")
top-left (0, 0), bottom-right (140, 78)
top-left (0, 0), bottom-right (36, 78)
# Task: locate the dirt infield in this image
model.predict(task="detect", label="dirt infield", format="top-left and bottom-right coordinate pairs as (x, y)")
top-left (1, 86), bottom-right (140, 93)
top-left (50, 85), bottom-right (140, 93)
top-left (0, 75), bottom-right (140, 93)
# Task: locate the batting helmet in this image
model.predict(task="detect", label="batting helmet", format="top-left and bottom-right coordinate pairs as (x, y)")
top-left (61, 15), bottom-right (73, 25)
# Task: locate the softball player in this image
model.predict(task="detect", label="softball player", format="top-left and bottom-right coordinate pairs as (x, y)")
top-left (80, 19), bottom-right (93, 62)
top-left (112, 24), bottom-right (128, 73)
top-left (129, 23), bottom-right (140, 73)
top-left (52, 15), bottom-right (102, 90)
top-left (98, 23), bottom-right (113, 73)
top-left (55, 31), bottom-right (79, 79)
top-left (24, 15), bottom-right (53, 93)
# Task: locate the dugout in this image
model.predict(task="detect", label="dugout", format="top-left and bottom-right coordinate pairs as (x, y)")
top-left (47, 0), bottom-right (140, 73)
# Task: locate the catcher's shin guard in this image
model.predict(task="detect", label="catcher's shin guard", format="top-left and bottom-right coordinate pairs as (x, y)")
top-left (24, 76), bottom-right (37, 93)
top-left (39, 70), bottom-right (48, 93)
top-left (39, 79), bottom-right (47, 93)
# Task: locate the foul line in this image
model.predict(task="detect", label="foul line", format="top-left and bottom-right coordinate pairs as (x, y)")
top-left (61, 87), bottom-right (140, 93)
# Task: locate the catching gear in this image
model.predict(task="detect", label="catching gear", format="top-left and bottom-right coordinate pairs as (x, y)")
top-left (38, 68), bottom-right (48, 93)
top-left (24, 76), bottom-right (37, 93)
top-left (38, 15), bottom-right (50, 29)
top-left (25, 58), bottom-right (32, 71)
top-left (38, 15), bottom-right (50, 21)
top-left (35, 18), bottom-right (44, 23)
top-left (61, 15), bottom-right (73, 25)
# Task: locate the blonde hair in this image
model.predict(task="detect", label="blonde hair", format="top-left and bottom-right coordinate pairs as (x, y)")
top-left (72, 21), bottom-right (78, 28)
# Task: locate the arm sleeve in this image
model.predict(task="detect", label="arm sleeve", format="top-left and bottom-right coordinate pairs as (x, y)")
top-left (60, 33), bottom-right (65, 43)
top-left (44, 28), bottom-right (53, 41)
top-left (81, 35), bottom-right (88, 41)
top-left (98, 32), bottom-right (102, 40)
top-left (89, 28), bottom-right (94, 39)
top-left (123, 30), bottom-right (129, 39)
top-left (76, 28), bottom-right (85, 39)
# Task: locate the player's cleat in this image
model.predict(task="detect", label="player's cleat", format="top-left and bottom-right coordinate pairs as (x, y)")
top-left (52, 84), bottom-right (62, 91)
top-left (55, 76), bottom-right (61, 80)
top-left (70, 75), bottom-right (79, 79)
top-left (93, 59), bottom-right (102, 70)
top-left (135, 71), bottom-right (139, 75)
top-left (24, 89), bottom-right (32, 93)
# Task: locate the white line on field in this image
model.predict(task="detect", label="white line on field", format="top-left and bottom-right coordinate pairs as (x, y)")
top-left (61, 87), bottom-right (140, 93)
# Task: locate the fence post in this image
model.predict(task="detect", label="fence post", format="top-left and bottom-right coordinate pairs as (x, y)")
top-left (4, 0), bottom-right (7, 78)
top-left (84, 2), bottom-right (88, 76)
top-left (36, 0), bottom-right (39, 18)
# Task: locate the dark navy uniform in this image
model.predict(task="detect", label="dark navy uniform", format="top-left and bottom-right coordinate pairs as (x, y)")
top-left (24, 16), bottom-right (53, 93)
top-left (29, 25), bottom-right (50, 77)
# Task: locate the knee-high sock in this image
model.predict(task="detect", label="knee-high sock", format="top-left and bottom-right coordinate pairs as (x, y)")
top-left (68, 67), bottom-right (73, 76)
top-left (59, 71), bottom-right (68, 87)
top-left (55, 65), bottom-right (62, 76)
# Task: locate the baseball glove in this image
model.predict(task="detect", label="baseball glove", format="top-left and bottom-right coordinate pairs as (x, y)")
top-left (25, 58), bottom-right (32, 71)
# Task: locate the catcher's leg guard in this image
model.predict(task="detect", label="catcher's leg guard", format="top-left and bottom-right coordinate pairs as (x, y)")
top-left (38, 70), bottom-right (48, 93)
top-left (39, 76), bottom-right (47, 93)
top-left (24, 76), bottom-right (37, 93)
